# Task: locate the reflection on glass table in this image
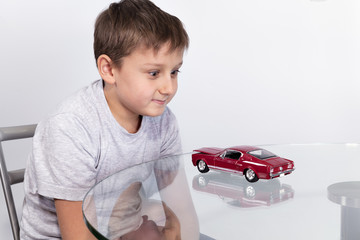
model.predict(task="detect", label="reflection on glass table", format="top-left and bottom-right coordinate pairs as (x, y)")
top-left (82, 154), bottom-right (200, 240)
top-left (192, 172), bottom-right (294, 208)
top-left (83, 144), bottom-right (360, 240)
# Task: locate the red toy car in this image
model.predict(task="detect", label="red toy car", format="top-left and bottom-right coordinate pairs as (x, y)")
top-left (192, 146), bottom-right (295, 182)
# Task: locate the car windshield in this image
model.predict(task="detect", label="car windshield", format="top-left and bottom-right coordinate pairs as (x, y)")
top-left (248, 149), bottom-right (276, 160)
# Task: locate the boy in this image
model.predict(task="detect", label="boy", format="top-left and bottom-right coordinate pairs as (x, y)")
top-left (20, 0), bottom-right (198, 239)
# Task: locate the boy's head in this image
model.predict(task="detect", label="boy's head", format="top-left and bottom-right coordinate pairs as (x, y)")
top-left (94, 0), bottom-right (189, 68)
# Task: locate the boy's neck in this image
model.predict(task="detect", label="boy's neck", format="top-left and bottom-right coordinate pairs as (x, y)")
top-left (112, 112), bottom-right (142, 134)
top-left (103, 86), bottom-right (142, 134)
top-left (121, 116), bottom-right (143, 134)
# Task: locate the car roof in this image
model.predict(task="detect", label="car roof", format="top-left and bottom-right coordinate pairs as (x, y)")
top-left (227, 145), bottom-right (261, 152)
top-left (194, 145), bottom-right (262, 155)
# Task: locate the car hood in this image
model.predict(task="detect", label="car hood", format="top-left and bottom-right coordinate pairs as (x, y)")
top-left (262, 157), bottom-right (290, 167)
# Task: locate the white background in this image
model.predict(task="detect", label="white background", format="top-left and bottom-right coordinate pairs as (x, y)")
top-left (1, 0), bottom-right (360, 238)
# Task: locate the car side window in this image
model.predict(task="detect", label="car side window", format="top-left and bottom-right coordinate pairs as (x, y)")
top-left (224, 150), bottom-right (241, 160)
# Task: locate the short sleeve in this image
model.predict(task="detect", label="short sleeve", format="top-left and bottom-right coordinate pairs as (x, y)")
top-left (159, 108), bottom-right (182, 157)
top-left (33, 113), bottom-right (99, 201)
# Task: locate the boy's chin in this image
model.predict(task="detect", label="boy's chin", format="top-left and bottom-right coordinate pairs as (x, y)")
top-left (141, 107), bottom-right (166, 117)
top-left (145, 110), bottom-right (165, 117)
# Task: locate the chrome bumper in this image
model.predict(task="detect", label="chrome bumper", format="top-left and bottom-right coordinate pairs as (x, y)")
top-left (270, 168), bottom-right (295, 178)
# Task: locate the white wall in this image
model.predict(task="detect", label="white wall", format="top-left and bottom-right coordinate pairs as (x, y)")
top-left (1, 0), bottom-right (360, 238)
top-left (170, 0), bottom-right (360, 150)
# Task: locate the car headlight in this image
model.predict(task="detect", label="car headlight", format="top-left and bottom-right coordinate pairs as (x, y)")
top-left (270, 167), bottom-right (274, 173)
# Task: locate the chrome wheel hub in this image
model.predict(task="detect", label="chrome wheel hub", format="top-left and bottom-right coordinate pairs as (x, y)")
top-left (246, 169), bottom-right (255, 180)
top-left (198, 160), bottom-right (206, 171)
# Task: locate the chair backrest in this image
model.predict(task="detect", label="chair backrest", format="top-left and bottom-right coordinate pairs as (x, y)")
top-left (0, 124), bottom-right (37, 240)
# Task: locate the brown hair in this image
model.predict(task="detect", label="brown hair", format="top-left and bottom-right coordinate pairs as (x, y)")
top-left (94, 0), bottom-right (189, 67)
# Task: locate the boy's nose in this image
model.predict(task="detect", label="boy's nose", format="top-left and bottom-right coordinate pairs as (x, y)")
top-left (159, 77), bottom-right (177, 95)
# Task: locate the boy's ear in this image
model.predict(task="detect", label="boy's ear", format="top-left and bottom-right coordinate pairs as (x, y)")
top-left (97, 54), bottom-right (116, 85)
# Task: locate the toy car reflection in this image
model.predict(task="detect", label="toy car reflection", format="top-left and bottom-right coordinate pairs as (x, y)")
top-left (192, 172), bottom-right (294, 208)
top-left (192, 146), bottom-right (295, 182)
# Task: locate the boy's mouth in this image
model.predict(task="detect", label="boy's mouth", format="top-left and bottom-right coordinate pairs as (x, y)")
top-left (152, 99), bottom-right (167, 105)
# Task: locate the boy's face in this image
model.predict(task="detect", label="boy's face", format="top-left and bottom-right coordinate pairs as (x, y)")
top-left (107, 44), bottom-right (184, 119)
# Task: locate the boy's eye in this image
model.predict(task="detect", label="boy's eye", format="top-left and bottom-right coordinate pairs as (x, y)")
top-left (148, 69), bottom-right (180, 77)
top-left (171, 70), bottom-right (180, 76)
top-left (149, 71), bottom-right (159, 77)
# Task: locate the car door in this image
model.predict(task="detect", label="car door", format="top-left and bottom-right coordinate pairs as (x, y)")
top-left (235, 153), bottom-right (245, 172)
top-left (215, 150), bottom-right (241, 172)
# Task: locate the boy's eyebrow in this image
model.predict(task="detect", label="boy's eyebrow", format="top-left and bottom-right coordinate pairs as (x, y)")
top-left (143, 61), bottom-right (183, 68)
top-left (175, 61), bottom-right (183, 68)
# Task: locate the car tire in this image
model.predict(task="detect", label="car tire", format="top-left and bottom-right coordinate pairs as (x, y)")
top-left (197, 160), bottom-right (209, 173)
top-left (244, 168), bottom-right (259, 182)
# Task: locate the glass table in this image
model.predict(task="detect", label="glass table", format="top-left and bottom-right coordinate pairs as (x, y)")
top-left (83, 144), bottom-right (360, 240)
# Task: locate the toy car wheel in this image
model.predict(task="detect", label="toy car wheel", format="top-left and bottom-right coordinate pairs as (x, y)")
top-left (197, 160), bottom-right (209, 173)
top-left (245, 169), bottom-right (259, 182)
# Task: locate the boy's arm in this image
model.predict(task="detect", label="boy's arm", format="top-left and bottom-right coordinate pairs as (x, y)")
top-left (35, 115), bottom-right (99, 238)
top-left (55, 199), bottom-right (97, 240)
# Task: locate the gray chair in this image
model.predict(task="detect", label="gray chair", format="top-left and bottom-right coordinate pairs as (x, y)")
top-left (0, 124), bottom-right (36, 240)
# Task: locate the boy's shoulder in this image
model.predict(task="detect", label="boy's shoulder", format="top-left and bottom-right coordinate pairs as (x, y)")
top-left (51, 80), bottom-right (103, 117)
top-left (39, 80), bottom-right (105, 130)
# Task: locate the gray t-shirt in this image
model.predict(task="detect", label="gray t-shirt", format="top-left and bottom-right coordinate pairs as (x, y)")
top-left (20, 80), bottom-right (182, 239)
